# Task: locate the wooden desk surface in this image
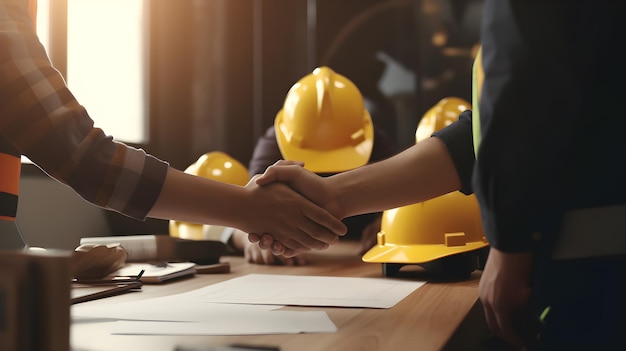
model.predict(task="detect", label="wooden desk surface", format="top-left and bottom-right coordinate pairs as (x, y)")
top-left (71, 241), bottom-right (486, 351)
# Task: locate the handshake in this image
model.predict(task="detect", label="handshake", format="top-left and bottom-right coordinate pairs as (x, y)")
top-left (243, 132), bottom-right (459, 259)
top-left (244, 160), bottom-right (348, 258)
top-left (185, 69), bottom-right (462, 261)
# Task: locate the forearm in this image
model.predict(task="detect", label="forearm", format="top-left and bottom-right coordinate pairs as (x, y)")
top-left (151, 168), bottom-right (346, 254)
top-left (329, 137), bottom-right (461, 218)
top-left (149, 168), bottom-right (248, 229)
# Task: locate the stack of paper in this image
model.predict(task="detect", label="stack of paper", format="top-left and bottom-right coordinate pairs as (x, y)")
top-left (72, 274), bottom-right (425, 335)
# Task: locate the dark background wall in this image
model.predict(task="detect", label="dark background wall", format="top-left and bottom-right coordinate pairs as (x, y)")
top-left (145, 0), bottom-right (306, 171)
top-left (144, 0), bottom-right (483, 170)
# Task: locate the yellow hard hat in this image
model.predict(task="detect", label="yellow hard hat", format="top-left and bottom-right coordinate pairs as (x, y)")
top-left (362, 97), bottom-right (487, 278)
top-left (169, 151), bottom-right (249, 240)
top-left (274, 66), bottom-right (374, 173)
top-left (361, 192), bottom-right (488, 262)
top-left (186, 151), bottom-right (250, 186)
top-left (415, 97), bottom-right (471, 143)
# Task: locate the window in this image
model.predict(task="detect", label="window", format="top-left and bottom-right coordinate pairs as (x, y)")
top-left (36, 0), bottom-right (147, 144)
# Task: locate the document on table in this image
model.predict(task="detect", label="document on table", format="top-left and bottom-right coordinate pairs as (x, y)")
top-left (72, 293), bottom-right (336, 335)
top-left (110, 311), bottom-right (337, 335)
top-left (71, 274), bottom-right (425, 335)
top-left (186, 273), bottom-right (426, 308)
top-left (72, 296), bottom-right (279, 322)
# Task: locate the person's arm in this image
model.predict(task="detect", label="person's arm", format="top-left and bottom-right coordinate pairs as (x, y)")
top-left (252, 137), bottom-right (460, 252)
top-left (257, 136), bottom-right (461, 221)
top-left (0, 0), bottom-right (345, 255)
top-left (432, 110), bottom-right (475, 195)
top-left (151, 169), bottom-right (344, 253)
top-left (251, 106), bottom-right (479, 252)
top-left (241, 130), bottom-right (309, 263)
top-left (478, 247), bottom-right (535, 348)
top-left (1, 0), bottom-right (168, 219)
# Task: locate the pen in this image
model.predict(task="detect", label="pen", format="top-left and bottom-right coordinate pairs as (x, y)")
top-left (229, 344), bottom-right (280, 351)
top-left (175, 345), bottom-right (280, 351)
top-left (71, 280), bottom-right (143, 304)
top-left (72, 269), bottom-right (145, 285)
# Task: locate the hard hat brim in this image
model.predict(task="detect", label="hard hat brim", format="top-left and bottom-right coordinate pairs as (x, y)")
top-left (362, 241), bottom-right (488, 264)
top-left (274, 110), bottom-right (374, 173)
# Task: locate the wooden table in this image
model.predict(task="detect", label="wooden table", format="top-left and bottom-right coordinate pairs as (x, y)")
top-left (71, 241), bottom-right (489, 351)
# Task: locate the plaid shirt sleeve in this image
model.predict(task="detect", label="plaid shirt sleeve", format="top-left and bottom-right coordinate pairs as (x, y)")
top-left (0, 0), bottom-right (169, 220)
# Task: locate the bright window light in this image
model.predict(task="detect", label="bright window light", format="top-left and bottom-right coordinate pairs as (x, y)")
top-left (29, 0), bottom-right (147, 164)
top-left (66, 0), bottom-right (147, 143)
top-left (35, 0), bottom-right (50, 52)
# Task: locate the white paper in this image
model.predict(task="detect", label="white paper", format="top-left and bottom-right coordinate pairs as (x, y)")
top-left (72, 273), bottom-right (424, 336)
top-left (186, 274), bottom-right (425, 309)
top-left (72, 297), bottom-right (278, 322)
top-left (110, 311), bottom-right (337, 335)
top-left (72, 295), bottom-right (335, 335)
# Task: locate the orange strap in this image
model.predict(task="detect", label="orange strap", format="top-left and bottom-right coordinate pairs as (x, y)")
top-left (0, 153), bottom-right (20, 195)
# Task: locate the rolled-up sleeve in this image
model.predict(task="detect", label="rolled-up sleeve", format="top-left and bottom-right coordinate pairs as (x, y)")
top-left (432, 110), bottom-right (475, 195)
top-left (0, 0), bottom-right (169, 219)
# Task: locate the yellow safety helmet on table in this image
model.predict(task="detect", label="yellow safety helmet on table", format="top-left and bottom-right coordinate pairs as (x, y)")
top-left (169, 151), bottom-right (249, 240)
top-left (274, 66), bottom-right (374, 173)
top-left (362, 97), bottom-right (488, 279)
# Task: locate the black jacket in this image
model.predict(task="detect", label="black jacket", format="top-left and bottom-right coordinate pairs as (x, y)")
top-left (474, 0), bottom-right (626, 252)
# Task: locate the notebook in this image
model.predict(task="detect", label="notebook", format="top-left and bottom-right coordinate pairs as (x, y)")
top-left (110, 262), bottom-right (197, 283)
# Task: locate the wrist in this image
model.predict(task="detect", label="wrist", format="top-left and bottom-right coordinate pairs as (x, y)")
top-left (229, 230), bottom-right (248, 252)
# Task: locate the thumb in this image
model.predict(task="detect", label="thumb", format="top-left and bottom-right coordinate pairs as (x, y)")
top-left (255, 160), bottom-right (305, 186)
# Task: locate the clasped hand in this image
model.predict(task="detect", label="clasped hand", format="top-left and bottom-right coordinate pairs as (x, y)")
top-left (248, 160), bottom-right (344, 257)
top-left (479, 247), bottom-right (538, 349)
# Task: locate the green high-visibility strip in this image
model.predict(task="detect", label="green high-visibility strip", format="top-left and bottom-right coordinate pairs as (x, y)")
top-left (472, 47), bottom-right (484, 157)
